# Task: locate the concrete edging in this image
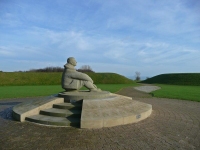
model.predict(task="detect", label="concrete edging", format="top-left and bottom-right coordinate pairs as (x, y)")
top-left (12, 97), bottom-right (64, 122)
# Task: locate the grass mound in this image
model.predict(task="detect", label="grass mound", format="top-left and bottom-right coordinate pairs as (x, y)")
top-left (85, 72), bottom-right (134, 84)
top-left (0, 72), bottom-right (134, 86)
top-left (140, 73), bottom-right (200, 86)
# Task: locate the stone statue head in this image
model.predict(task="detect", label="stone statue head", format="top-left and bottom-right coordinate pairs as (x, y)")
top-left (67, 57), bottom-right (77, 66)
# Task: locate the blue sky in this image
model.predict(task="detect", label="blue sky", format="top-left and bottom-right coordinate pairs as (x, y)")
top-left (0, 0), bottom-right (200, 77)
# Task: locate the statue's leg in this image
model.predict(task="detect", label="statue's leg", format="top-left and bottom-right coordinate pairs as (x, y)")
top-left (83, 81), bottom-right (96, 89)
top-left (83, 81), bottom-right (101, 92)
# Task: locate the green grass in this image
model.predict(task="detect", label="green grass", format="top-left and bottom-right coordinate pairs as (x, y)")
top-left (1, 82), bottom-right (199, 102)
top-left (0, 85), bottom-right (63, 99)
top-left (0, 83), bottom-right (137, 99)
top-left (85, 73), bottom-right (134, 84)
top-left (150, 84), bottom-right (200, 102)
top-left (0, 72), bottom-right (62, 85)
top-left (81, 84), bottom-right (137, 93)
top-left (0, 72), bottom-right (134, 86)
top-left (140, 73), bottom-right (200, 86)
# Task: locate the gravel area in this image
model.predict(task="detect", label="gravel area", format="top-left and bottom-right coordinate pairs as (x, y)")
top-left (134, 85), bottom-right (161, 93)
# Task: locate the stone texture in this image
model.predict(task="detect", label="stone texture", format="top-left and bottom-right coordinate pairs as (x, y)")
top-left (81, 94), bottom-right (152, 128)
top-left (26, 115), bottom-right (80, 127)
top-left (58, 90), bottom-right (111, 102)
top-left (62, 57), bottom-right (101, 92)
top-left (40, 108), bottom-right (81, 117)
top-left (12, 97), bottom-right (64, 122)
top-left (12, 91), bottom-right (152, 128)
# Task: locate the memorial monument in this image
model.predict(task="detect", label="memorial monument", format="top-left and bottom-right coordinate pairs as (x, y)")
top-left (12, 57), bottom-right (152, 128)
top-left (61, 57), bottom-right (101, 92)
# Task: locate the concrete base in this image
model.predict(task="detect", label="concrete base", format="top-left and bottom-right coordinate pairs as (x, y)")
top-left (58, 90), bottom-right (111, 102)
top-left (81, 94), bottom-right (152, 128)
top-left (12, 91), bottom-right (152, 128)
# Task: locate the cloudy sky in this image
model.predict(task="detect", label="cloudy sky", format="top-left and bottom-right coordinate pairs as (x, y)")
top-left (0, 0), bottom-right (200, 77)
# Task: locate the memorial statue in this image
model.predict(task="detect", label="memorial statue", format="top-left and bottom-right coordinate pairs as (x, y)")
top-left (62, 57), bottom-right (101, 92)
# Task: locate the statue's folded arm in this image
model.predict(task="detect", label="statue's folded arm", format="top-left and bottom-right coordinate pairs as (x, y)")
top-left (68, 72), bottom-right (93, 82)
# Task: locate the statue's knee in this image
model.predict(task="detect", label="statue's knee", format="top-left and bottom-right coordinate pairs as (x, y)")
top-left (83, 80), bottom-right (91, 84)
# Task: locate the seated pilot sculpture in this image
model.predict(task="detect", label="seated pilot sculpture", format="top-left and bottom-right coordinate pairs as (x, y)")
top-left (61, 57), bottom-right (101, 92)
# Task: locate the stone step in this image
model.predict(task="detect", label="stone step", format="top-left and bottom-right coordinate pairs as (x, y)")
top-left (25, 115), bottom-right (80, 127)
top-left (40, 108), bottom-right (81, 117)
top-left (53, 103), bottom-right (82, 110)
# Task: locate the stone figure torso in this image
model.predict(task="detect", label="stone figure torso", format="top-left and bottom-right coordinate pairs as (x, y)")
top-left (62, 63), bottom-right (92, 90)
top-left (61, 57), bottom-right (101, 92)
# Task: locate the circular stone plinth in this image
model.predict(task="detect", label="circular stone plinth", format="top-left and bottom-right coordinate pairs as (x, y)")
top-left (81, 94), bottom-right (152, 128)
top-left (58, 90), bottom-right (111, 102)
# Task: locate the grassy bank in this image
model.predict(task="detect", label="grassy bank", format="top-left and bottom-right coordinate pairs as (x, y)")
top-left (85, 73), bottom-right (134, 84)
top-left (140, 73), bottom-right (200, 86)
top-left (0, 84), bottom-right (136, 99)
top-left (0, 85), bottom-right (62, 99)
top-left (0, 72), bottom-right (134, 86)
top-left (150, 84), bottom-right (200, 102)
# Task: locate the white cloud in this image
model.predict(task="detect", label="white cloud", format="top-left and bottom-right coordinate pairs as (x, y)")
top-left (182, 49), bottom-right (198, 53)
top-left (0, 46), bottom-right (16, 57)
top-left (0, 51), bottom-right (15, 57)
top-left (26, 28), bottom-right (95, 52)
top-left (0, 0), bottom-right (200, 75)
top-left (138, 50), bottom-right (147, 56)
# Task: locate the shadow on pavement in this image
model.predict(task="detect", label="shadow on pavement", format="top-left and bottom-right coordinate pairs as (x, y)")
top-left (0, 102), bottom-right (21, 121)
top-left (0, 102), bottom-right (21, 105)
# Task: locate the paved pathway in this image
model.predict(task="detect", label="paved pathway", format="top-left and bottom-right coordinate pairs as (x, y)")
top-left (0, 88), bottom-right (200, 150)
top-left (134, 85), bottom-right (161, 93)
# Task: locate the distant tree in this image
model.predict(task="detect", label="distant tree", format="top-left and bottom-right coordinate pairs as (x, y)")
top-left (28, 66), bottom-right (64, 72)
top-left (15, 70), bottom-right (24, 72)
top-left (135, 71), bottom-right (141, 81)
top-left (80, 65), bottom-right (92, 71)
top-left (77, 65), bottom-right (94, 73)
